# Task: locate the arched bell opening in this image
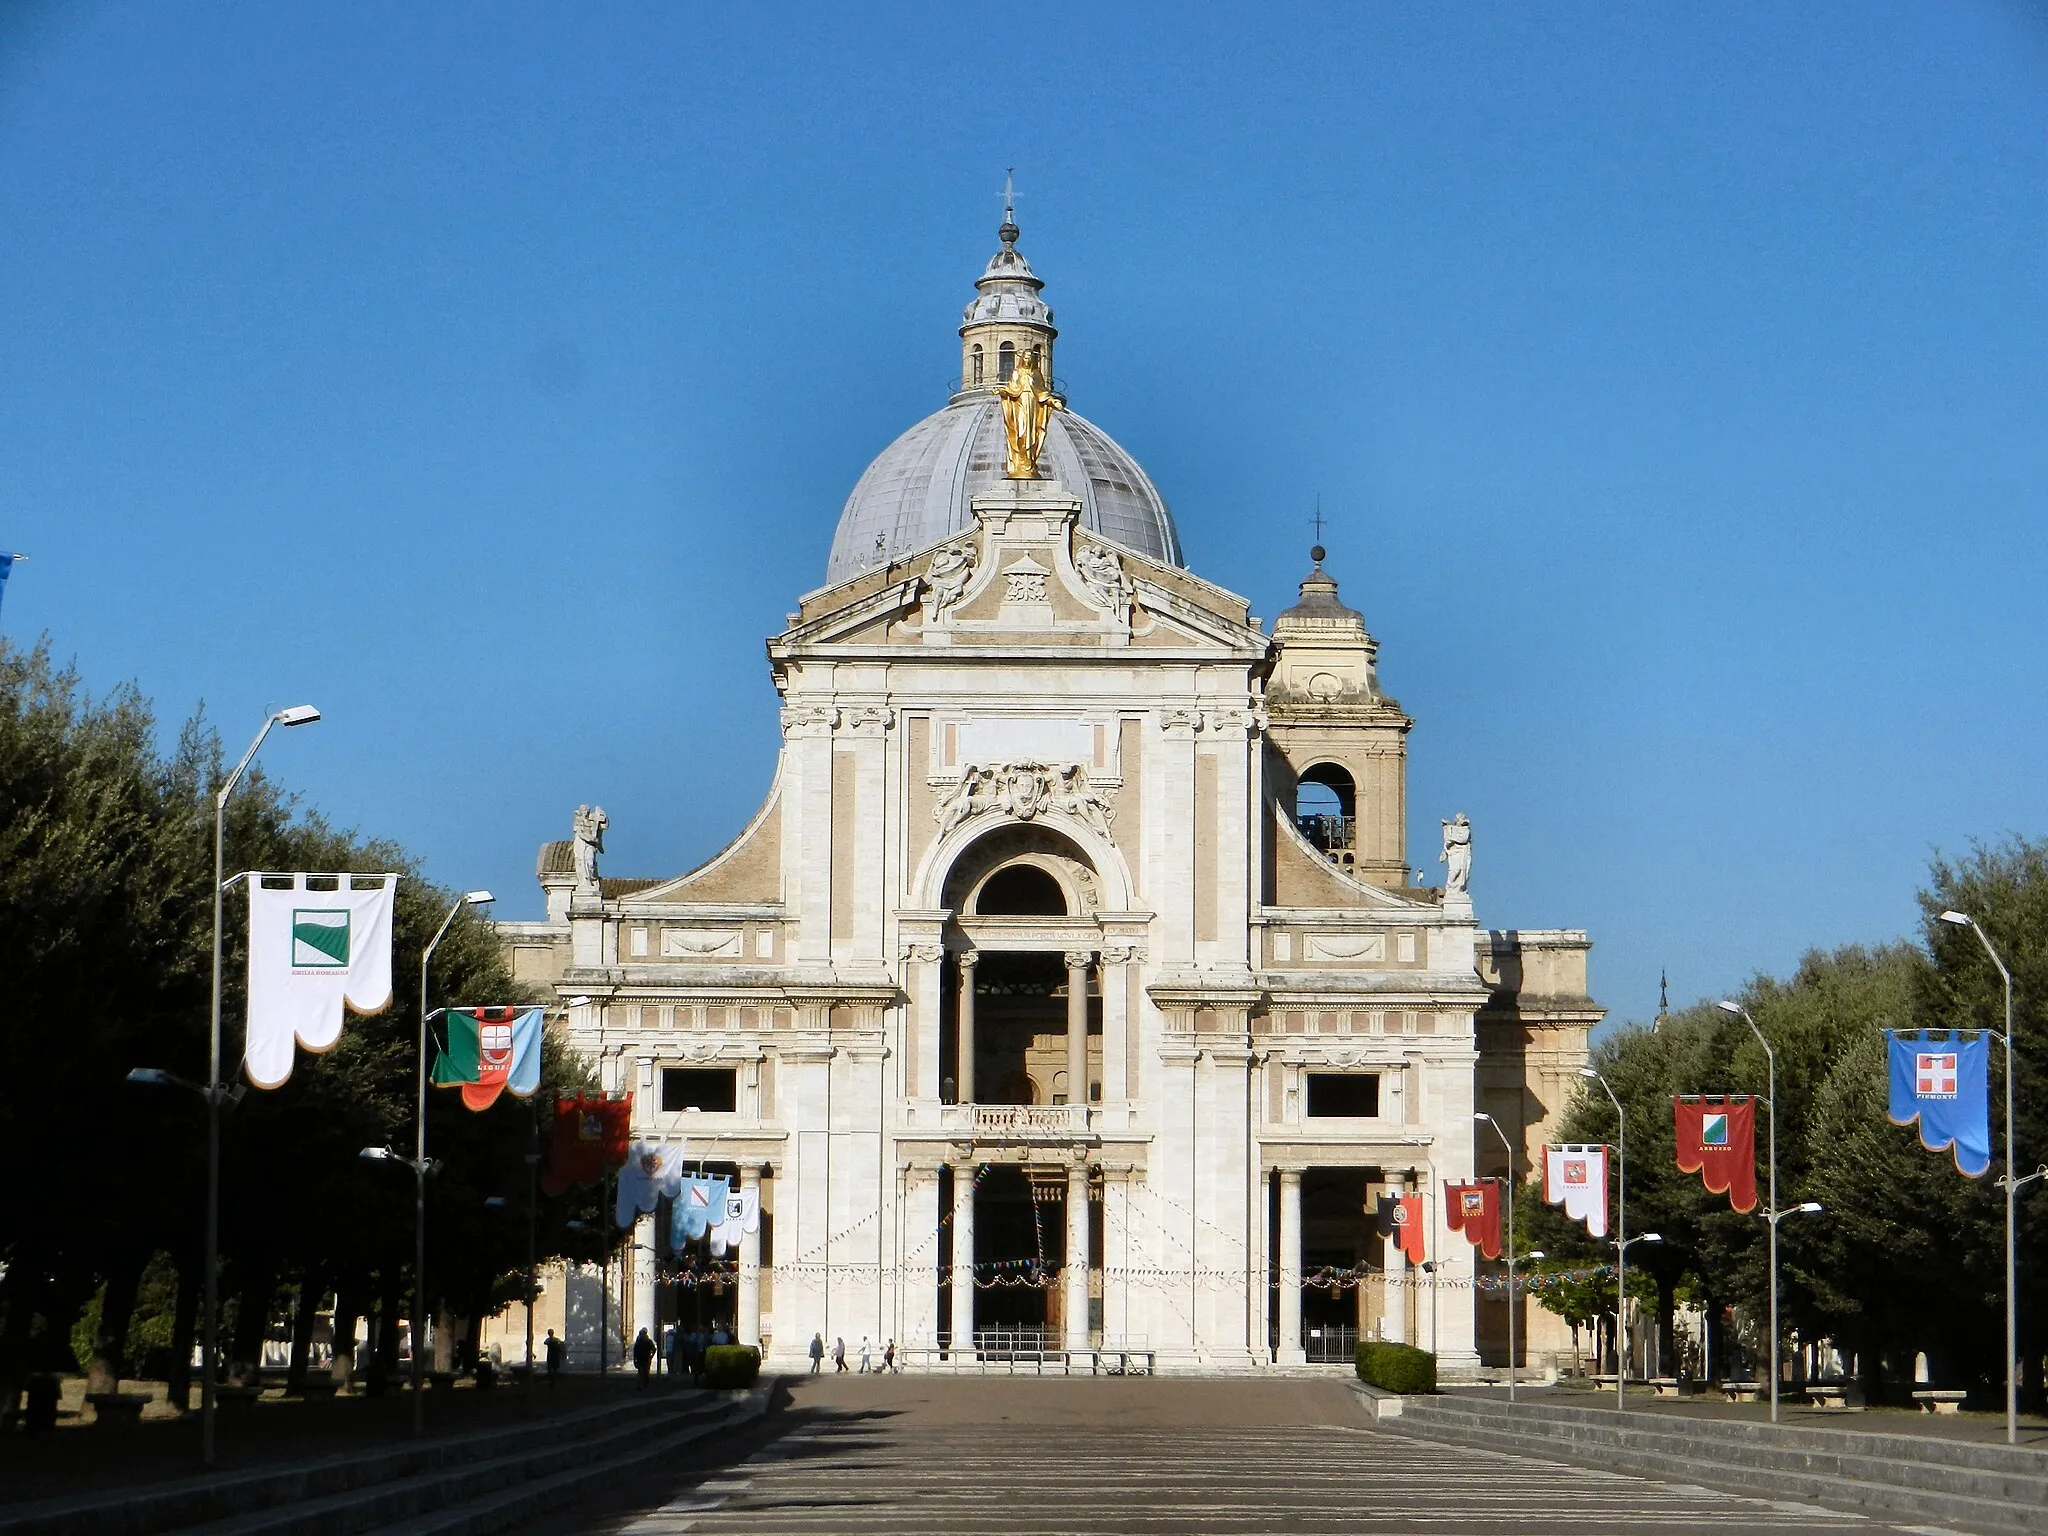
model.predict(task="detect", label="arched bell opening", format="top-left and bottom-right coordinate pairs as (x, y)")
top-left (1294, 762), bottom-right (1357, 867)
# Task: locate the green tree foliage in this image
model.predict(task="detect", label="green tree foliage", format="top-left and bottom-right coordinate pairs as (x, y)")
top-left (1527, 845), bottom-right (2046, 1405)
top-left (0, 639), bottom-right (596, 1416)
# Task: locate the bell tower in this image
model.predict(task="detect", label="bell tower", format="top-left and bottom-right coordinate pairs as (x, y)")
top-left (957, 180), bottom-right (1057, 398)
top-left (1264, 547), bottom-right (1413, 889)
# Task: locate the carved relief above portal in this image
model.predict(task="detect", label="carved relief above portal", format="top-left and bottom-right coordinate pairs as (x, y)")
top-left (935, 760), bottom-right (1115, 839)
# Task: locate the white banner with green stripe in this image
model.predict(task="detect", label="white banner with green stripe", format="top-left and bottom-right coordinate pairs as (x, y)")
top-left (245, 872), bottom-right (398, 1087)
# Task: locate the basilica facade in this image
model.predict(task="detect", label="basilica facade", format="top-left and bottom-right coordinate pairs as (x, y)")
top-left (500, 211), bottom-right (1601, 1374)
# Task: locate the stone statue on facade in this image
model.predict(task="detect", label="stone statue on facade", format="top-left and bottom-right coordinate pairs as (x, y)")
top-left (1074, 543), bottom-right (1134, 625)
top-left (921, 542), bottom-right (977, 624)
top-left (1441, 812), bottom-right (1472, 894)
top-left (995, 347), bottom-right (1064, 478)
top-left (572, 804), bottom-right (608, 892)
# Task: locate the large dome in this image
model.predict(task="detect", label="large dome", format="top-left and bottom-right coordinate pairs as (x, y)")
top-left (824, 396), bottom-right (1183, 585)
top-left (822, 207), bottom-right (1184, 587)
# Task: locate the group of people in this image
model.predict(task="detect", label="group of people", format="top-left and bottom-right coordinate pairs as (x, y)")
top-left (807, 1333), bottom-right (897, 1374)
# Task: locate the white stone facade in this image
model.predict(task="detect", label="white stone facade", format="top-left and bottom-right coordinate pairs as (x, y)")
top-left (505, 222), bottom-right (1600, 1374)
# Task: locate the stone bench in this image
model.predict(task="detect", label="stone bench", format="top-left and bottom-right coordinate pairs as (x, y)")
top-left (1913, 1389), bottom-right (1968, 1414)
top-left (1719, 1381), bottom-right (1764, 1403)
top-left (215, 1384), bottom-right (264, 1412)
top-left (85, 1391), bottom-right (150, 1427)
top-left (1649, 1377), bottom-right (1686, 1398)
top-left (1804, 1383), bottom-right (1862, 1410)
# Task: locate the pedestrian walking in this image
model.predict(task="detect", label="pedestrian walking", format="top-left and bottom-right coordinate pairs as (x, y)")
top-left (858, 1337), bottom-right (872, 1373)
top-left (833, 1336), bottom-right (848, 1373)
top-left (809, 1332), bottom-right (825, 1374)
top-left (544, 1329), bottom-right (564, 1382)
top-left (883, 1339), bottom-right (896, 1373)
top-left (632, 1327), bottom-right (656, 1387)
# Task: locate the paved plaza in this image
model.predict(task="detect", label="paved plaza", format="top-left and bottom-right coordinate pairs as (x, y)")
top-left (557, 1377), bottom-right (1974, 1536)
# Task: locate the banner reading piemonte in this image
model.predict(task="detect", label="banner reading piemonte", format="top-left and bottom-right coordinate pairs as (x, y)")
top-left (245, 873), bottom-right (399, 1088)
top-left (432, 1006), bottom-right (544, 1110)
top-left (541, 1092), bottom-right (633, 1194)
top-left (1444, 1179), bottom-right (1503, 1259)
top-left (1887, 1030), bottom-right (1992, 1177)
top-left (1543, 1144), bottom-right (1610, 1238)
top-left (1673, 1095), bottom-right (1759, 1212)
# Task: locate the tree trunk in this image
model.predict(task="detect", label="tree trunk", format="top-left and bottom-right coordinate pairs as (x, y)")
top-left (374, 1269), bottom-right (405, 1383)
top-left (1654, 1274), bottom-right (1678, 1376)
top-left (0, 1265), bottom-right (37, 1428)
top-left (88, 1250), bottom-right (148, 1395)
top-left (331, 1283), bottom-right (361, 1392)
top-left (286, 1269), bottom-right (325, 1390)
top-left (230, 1260), bottom-right (276, 1386)
top-left (166, 1247), bottom-right (201, 1409)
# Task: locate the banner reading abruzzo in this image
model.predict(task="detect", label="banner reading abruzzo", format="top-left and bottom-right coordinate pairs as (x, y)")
top-left (245, 873), bottom-right (399, 1088)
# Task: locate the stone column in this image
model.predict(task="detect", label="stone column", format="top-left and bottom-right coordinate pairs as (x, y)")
top-left (632, 1209), bottom-right (658, 1357)
top-left (949, 1161), bottom-right (976, 1356)
top-left (1383, 1176), bottom-right (1408, 1345)
top-left (1064, 950), bottom-right (1093, 1112)
top-left (737, 1166), bottom-right (763, 1348)
top-left (1064, 1162), bottom-right (1091, 1353)
top-left (1100, 944), bottom-right (1131, 1104)
top-left (1103, 1170), bottom-right (1130, 1346)
top-left (956, 952), bottom-right (978, 1105)
top-left (1277, 1168), bottom-right (1305, 1366)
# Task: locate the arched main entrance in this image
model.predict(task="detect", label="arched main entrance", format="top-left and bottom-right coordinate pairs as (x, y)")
top-left (933, 823), bottom-right (1111, 1350)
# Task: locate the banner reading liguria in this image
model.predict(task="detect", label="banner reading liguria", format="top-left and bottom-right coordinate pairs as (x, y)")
top-left (1444, 1180), bottom-right (1502, 1259)
top-left (540, 1092), bottom-right (633, 1194)
top-left (245, 873), bottom-right (399, 1088)
top-left (1673, 1095), bottom-right (1759, 1212)
top-left (1543, 1144), bottom-right (1609, 1238)
top-left (431, 1006), bottom-right (544, 1110)
top-left (1887, 1030), bottom-right (1992, 1177)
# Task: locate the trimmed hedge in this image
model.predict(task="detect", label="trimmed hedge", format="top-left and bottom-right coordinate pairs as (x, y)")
top-left (701, 1344), bottom-right (761, 1389)
top-left (1356, 1341), bottom-right (1436, 1394)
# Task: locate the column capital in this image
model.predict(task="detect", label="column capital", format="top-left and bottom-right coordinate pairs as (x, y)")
top-left (1062, 949), bottom-right (1096, 970)
top-left (957, 949), bottom-right (979, 971)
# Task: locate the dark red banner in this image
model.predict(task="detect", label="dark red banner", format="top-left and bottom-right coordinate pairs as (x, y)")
top-left (1673, 1094), bottom-right (1759, 1213)
top-left (1444, 1179), bottom-right (1502, 1260)
top-left (541, 1091), bottom-right (634, 1194)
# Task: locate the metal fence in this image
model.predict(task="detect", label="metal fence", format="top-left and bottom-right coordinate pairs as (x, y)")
top-left (1303, 1324), bottom-right (1358, 1364)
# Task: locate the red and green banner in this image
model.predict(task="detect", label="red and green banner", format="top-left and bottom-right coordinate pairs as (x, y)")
top-left (431, 1006), bottom-right (543, 1110)
top-left (1673, 1095), bottom-right (1759, 1212)
top-left (541, 1091), bottom-right (634, 1194)
top-left (1444, 1179), bottom-right (1502, 1259)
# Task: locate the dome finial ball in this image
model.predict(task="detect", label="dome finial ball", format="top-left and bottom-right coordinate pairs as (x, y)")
top-left (1310, 544), bottom-right (1326, 565)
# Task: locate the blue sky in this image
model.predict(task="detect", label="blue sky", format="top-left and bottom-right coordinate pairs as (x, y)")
top-left (2, 2), bottom-right (2043, 1029)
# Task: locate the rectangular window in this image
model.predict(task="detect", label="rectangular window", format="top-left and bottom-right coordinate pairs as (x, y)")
top-left (1305, 1073), bottom-right (1379, 1119)
top-left (660, 1067), bottom-right (737, 1114)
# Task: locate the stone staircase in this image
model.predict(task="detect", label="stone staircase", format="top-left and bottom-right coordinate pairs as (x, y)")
top-left (0, 1387), bottom-right (768, 1536)
top-left (1389, 1391), bottom-right (2048, 1536)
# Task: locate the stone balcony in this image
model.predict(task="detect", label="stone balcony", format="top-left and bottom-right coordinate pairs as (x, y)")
top-left (934, 1103), bottom-right (1090, 1138)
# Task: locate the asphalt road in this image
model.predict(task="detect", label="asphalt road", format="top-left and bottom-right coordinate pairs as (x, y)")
top-left (548, 1376), bottom-right (1974, 1536)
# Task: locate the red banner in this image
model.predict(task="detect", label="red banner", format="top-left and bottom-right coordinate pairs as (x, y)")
top-left (541, 1091), bottom-right (633, 1194)
top-left (1444, 1179), bottom-right (1502, 1260)
top-left (1673, 1095), bottom-right (1759, 1213)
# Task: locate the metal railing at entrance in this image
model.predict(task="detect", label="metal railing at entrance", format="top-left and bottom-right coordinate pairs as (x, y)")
top-left (1303, 1324), bottom-right (1358, 1365)
top-left (897, 1332), bottom-right (1153, 1375)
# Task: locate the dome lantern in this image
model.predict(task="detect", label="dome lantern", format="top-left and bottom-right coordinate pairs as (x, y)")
top-left (958, 187), bottom-right (1057, 398)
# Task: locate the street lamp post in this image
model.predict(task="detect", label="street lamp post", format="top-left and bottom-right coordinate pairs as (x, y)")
top-left (407, 890), bottom-right (495, 1435)
top-left (1579, 1067), bottom-right (1634, 1412)
top-left (1717, 999), bottom-right (1821, 1424)
top-left (199, 704), bottom-right (318, 1466)
top-left (1474, 1113), bottom-right (1520, 1401)
top-left (1936, 911), bottom-right (2020, 1446)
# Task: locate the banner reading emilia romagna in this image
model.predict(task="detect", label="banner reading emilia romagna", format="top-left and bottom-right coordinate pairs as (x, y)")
top-left (245, 873), bottom-right (399, 1088)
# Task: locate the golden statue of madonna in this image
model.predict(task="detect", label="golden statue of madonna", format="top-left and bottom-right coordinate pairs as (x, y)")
top-left (995, 348), bottom-right (1064, 479)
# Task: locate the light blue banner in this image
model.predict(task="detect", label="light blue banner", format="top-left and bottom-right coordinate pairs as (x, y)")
top-left (1887, 1030), bottom-right (1991, 1177)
